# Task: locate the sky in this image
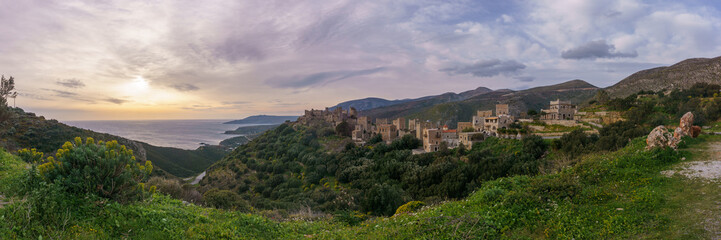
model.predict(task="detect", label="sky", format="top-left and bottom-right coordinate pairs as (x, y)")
top-left (1, 0), bottom-right (720, 120)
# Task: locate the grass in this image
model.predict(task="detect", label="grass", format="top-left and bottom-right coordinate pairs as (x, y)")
top-left (654, 135), bottom-right (721, 239)
top-left (0, 148), bottom-right (25, 194)
top-left (1, 135), bottom-right (718, 239)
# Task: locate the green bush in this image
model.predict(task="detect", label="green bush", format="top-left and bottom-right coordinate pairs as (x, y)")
top-left (36, 137), bottom-right (152, 202)
top-left (203, 188), bottom-right (251, 212)
top-left (394, 201), bottom-right (425, 215)
top-left (333, 210), bottom-right (369, 226)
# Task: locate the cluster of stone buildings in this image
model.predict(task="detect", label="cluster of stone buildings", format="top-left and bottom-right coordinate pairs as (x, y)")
top-left (298, 100), bottom-right (578, 153)
top-left (297, 107), bottom-right (358, 126)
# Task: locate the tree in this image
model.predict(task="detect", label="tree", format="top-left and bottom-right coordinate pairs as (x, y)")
top-left (527, 109), bottom-right (538, 116)
top-left (0, 75), bottom-right (16, 103)
top-left (361, 183), bottom-right (405, 216)
top-left (0, 75), bottom-right (15, 123)
top-left (368, 133), bottom-right (383, 144)
top-left (595, 89), bottom-right (610, 104)
top-left (335, 121), bottom-right (353, 137)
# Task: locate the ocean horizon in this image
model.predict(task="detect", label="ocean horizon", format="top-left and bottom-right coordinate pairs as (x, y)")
top-left (63, 119), bottom-right (264, 150)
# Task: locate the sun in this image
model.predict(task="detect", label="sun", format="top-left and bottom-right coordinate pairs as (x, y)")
top-left (132, 76), bottom-right (150, 90)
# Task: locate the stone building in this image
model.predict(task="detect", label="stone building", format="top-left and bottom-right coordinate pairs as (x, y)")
top-left (457, 122), bottom-right (473, 132)
top-left (483, 115), bottom-right (513, 132)
top-left (352, 116), bottom-right (373, 142)
top-left (423, 128), bottom-right (442, 152)
top-left (541, 100), bottom-right (575, 120)
top-left (298, 107), bottom-right (357, 126)
top-left (459, 132), bottom-right (485, 148)
top-left (441, 128), bottom-right (459, 148)
top-left (496, 104), bottom-right (509, 116)
top-left (392, 117), bottom-right (407, 130)
top-left (378, 124), bottom-right (398, 142)
top-left (414, 121), bottom-right (436, 141)
top-left (477, 110), bottom-right (493, 117)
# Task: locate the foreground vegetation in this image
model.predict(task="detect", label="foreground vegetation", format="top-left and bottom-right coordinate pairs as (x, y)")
top-left (3, 132), bottom-right (716, 238)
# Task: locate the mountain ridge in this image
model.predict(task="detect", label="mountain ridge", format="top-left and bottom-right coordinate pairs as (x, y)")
top-left (330, 87), bottom-right (492, 111)
top-left (605, 56), bottom-right (721, 98)
top-left (224, 115), bottom-right (298, 125)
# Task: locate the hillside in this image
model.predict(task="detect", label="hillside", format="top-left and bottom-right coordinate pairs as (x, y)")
top-left (224, 115), bottom-right (298, 125)
top-left (606, 56), bottom-right (721, 98)
top-left (330, 97), bottom-right (413, 111)
top-left (3, 129), bottom-right (718, 238)
top-left (199, 121), bottom-right (546, 215)
top-left (0, 108), bottom-right (225, 178)
top-left (333, 86), bottom-right (492, 114)
top-left (364, 79), bottom-right (598, 128)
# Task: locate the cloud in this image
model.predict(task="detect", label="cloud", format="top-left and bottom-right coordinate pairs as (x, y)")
top-left (56, 79), bottom-right (85, 88)
top-left (169, 83), bottom-right (199, 92)
top-left (222, 101), bottom-right (250, 105)
top-left (514, 76), bottom-right (535, 82)
top-left (44, 89), bottom-right (77, 97)
top-left (3, 0), bottom-right (721, 120)
top-left (439, 59), bottom-right (526, 77)
top-left (41, 88), bottom-right (95, 103)
top-left (104, 97), bottom-right (127, 105)
top-left (266, 67), bottom-right (387, 89)
top-left (561, 40), bottom-right (638, 59)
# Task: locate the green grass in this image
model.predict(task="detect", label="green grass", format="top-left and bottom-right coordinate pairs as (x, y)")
top-left (0, 148), bottom-right (25, 194)
top-left (311, 137), bottom-right (688, 239)
top-left (1, 135), bottom-right (717, 239)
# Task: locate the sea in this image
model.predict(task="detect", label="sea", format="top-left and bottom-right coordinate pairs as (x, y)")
top-left (63, 119), bottom-right (260, 150)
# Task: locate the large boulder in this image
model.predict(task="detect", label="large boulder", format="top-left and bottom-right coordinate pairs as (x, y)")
top-left (692, 126), bottom-right (702, 138)
top-left (646, 126), bottom-right (678, 150)
top-left (674, 112), bottom-right (694, 139)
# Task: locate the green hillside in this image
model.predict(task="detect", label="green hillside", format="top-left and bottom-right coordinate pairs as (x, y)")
top-left (0, 108), bottom-right (225, 178)
top-left (199, 121), bottom-right (547, 216)
top-left (2, 130), bottom-right (717, 238)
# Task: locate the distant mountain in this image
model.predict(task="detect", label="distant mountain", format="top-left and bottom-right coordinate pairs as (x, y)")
top-left (606, 56), bottom-right (721, 98)
top-left (224, 115), bottom-right (298, 125)
top-left (329, 87), bottom-right (493, 111)
top-left (362, 80), bottom-right (598, 128)
top-left (330, 97), bottom-right (413, 111)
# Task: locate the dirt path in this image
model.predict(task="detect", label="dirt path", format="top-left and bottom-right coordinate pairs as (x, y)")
top-left (662, 139), bottom-right (721, 239)
top-left (662, 143), bottom-right (721, 179)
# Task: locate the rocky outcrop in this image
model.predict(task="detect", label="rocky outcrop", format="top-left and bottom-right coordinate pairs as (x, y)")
top-left (646, 126), bottom-right (678, 150)
top-left (646, 112), bottom-right (700, 150)
top-left (692, 126), bottom-right (702, 138)
top-left (674, 112), bottom-right (694, 139)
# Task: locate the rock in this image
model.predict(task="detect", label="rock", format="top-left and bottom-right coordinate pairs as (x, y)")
top-left (674, 112), bottom-right (694, 139)
top-left (646, 126), bottom-right (678, 150)
top-left (691, 126), bottom-right (702, 138)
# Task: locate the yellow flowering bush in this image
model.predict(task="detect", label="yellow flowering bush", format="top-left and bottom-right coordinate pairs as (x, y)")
top-left (17, 148), bottom-right (44, 163)
top-left (394, 201), bottom-right (425, 215)
top-left (35, 137), bottom-right (152, 201)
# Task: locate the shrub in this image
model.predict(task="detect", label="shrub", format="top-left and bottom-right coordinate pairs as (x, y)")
top-left (203, 188), bottom-right (251, 212)
top-left (147, 176), bottom-right (184, 199)
top-left (35, 137), bottom-right (152, 202)
top-left (333, 211), bottom-right (369, 226)
top-left (394, 201), bottom-right (425, 215)
top-left (17, 148), bottom-right (44, 163)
